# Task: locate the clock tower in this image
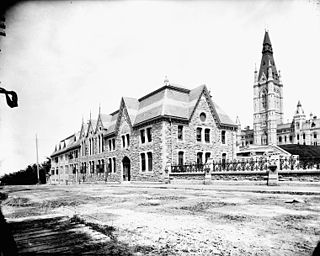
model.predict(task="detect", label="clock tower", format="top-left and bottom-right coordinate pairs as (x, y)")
top-left (253, 31), bottom-right (284, 145)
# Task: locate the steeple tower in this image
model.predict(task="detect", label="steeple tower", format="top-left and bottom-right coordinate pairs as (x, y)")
top-left (258, 31), bottom-right (279, 82)
top-left (253, 31), bottom-right (284, 146)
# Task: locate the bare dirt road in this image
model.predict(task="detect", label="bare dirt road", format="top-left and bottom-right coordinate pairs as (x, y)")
top-left (1, 183), bottom-right (320, 255)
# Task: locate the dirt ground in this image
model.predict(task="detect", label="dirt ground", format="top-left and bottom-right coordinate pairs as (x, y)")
top-left (1, 183), bottom-right (320, 256)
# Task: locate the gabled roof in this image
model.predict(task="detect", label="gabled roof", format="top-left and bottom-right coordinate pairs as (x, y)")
top-left (132, 84), bottom-right (236, 127)
top-left (51, 132), bottom-right (80, 157)
top-left (123, 97), bottom-right (139, 124)
top-left (79, 122), bottom-right (88, 139)
top-left (105, 111), bottom-right (119, 136)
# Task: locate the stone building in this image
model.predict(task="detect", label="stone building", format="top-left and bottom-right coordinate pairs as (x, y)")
top-left (50, 82), bottom-right (237, 184)
top-left (238, 31), bottom-right (320, 149)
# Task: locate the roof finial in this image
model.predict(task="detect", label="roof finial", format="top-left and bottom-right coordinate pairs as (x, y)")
top-left (297, 100), bottom-right (301, 107)
top-left (254, 63), bottom-right (257, 72)
top-left (82, 115), bottom-right (84, 124)
top-left (164, 75), bottom-right (169, 86)
top-left (90, 110), bottom-right (91, 120)
top-left (99, 103), bottom-right (101, 115)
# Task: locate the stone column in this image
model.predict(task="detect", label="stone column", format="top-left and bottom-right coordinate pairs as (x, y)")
top-left (204, 158), bottom-right (213, 185)
top-left (267, 155), bottom-right (279, 186)
top-left (164, 162), bottom-right (171, 184)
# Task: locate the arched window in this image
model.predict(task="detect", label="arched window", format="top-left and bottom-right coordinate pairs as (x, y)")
top-left (261, 90), bottom-right (267, 109)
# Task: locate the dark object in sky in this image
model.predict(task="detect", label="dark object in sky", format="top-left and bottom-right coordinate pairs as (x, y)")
top-left (0, 87), bottom-right (18, 108)
top-left (0, 15), bottom-right (5, 36)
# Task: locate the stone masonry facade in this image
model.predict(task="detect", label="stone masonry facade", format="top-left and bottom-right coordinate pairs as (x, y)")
top-left (50, 82), bottom-right (237, 184)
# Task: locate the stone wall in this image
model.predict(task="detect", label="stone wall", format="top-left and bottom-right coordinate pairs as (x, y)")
top-left (165, 94), bottom-right (236, 167)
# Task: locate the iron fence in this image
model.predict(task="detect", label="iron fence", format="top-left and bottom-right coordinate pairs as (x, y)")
top-left (171, 156), bottom-right (320, 173)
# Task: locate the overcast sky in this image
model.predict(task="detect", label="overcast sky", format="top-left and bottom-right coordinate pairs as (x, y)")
top-left (0, 0), bottom-right (320, 175)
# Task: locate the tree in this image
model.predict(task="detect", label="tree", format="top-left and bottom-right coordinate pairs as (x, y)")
top-left (0, 158), bottom-right (51, 185)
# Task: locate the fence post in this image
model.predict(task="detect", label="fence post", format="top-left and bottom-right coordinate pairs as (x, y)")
top-left (164, 162), bottom-right (171, 184)
top-left (267, 155), bottom-right (279, 186)
top-left (204, 158), bottom-right (213, 185)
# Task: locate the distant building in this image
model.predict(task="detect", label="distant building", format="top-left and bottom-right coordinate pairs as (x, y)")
top-left (238, 31), bottom-right (320, 149)
top-left (50, 82), bottom-right (237, 184)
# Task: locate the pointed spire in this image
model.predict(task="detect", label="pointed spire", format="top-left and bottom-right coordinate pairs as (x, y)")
top-left (236, 116), bottom-right (241, 126)
top-left (258, 30), bottom-right (278, 82)
top-left (263, 30), bottom-right (272, 45)
top-left (262, 30), bottom-right (273, 55)
top-left (89, 110), bottom-right (91, 120)
top-left (99, 103), bottom-right (101, 115)
top-left (164, 75), bottom-right (169, 86)
top-left (297, 100), bottom-right (301, 107)
top-left (295, 100), bottom-right (304, 114)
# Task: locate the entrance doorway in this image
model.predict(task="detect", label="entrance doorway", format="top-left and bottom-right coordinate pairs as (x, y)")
top-left (122, 157), bottom-right (131, 181)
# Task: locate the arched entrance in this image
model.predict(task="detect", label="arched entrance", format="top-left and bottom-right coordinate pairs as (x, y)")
top-left (122, 156), bottom-right (131, 182)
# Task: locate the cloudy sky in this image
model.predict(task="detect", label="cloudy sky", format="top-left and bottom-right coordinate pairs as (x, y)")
top-left (0, 0), bottom-right (320, 175)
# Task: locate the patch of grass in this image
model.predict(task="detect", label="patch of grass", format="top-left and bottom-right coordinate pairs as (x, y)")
top-left (138, 202), bottom-right (161, 206)
top-left (180, 201), bottom-right (236, 212)
top-left (149, 196), bottom-right (186, 201)
top-left (132, 244), bottom-right (156, 254)
top-left (219, 213), bottom-right (250, 222)
top-left (2, 196), bottom-right (35, 207)
top-left (70, 215), bottom-right (116, 240)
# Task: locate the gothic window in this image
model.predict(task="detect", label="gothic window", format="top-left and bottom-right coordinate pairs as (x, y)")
top-left (113, 157), bottom-right (116, 173)
top-left (112, 139), bottom-right (116, 150)
top-left (147, 127), bottom-right (152, 142)
top-left (197, 152), bottom-right (203, 165)
top-left (178, 151), bottom-right (184, 166)
top-left (140, 130), bottom-right (145, 144)
top-left (204, 128), bottom-right (210, 143)
top-left (140, 153), bottom-right (146, 172)
top-left (122, 135), bottom-right (125, 148)
top-left (147, 152), bottom-right (153, 172)
top-left (314, 133), bottom-right (317, 139)
top-left (279, 136), bottom-right (282, 143)
top-left (178, 125), bottom-right (183, 140)
top-left (221, 130), bottom-right (226, 144)
top-left (196, 128), bottom-right (202, 142)
top-left (205, 152), bottom-right (211, 163)
top-left (261, 90), bottom-right (267, 109)
top-left (222, 153), bottom-right (227, 169)
top-left (296, 122), bottom-right (300, 129)
top-left (126, 134), bottom-right (130, 147)
top-left (303, 133), bottom-right (305, 140)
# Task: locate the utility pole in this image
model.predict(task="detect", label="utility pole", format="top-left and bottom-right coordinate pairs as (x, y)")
top-left (36, 134), bottom-right (40, 184)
